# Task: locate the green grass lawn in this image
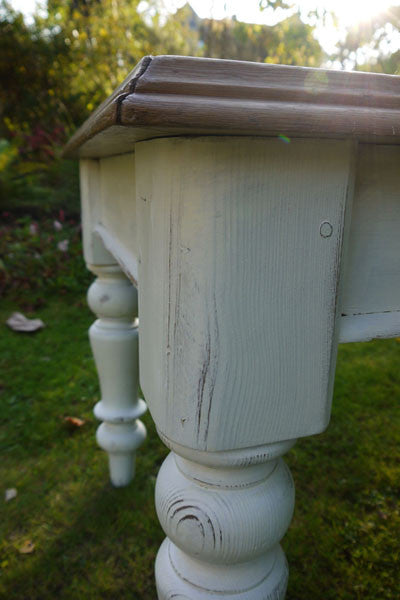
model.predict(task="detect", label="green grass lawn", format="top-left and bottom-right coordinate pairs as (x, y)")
top-left (1, 295), bottom-right (399, 599)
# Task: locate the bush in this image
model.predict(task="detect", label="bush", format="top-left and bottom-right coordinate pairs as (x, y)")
top-left (0, 136), bottom-right (80, 218)
top-left (0, 212), bottom-right (90, 305)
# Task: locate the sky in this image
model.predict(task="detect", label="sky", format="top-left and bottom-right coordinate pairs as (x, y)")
top-left (8, 0), bottom-right (400, 55)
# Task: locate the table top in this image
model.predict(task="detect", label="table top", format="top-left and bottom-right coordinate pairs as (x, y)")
top-left (64, 55), bottom-right (400, 158)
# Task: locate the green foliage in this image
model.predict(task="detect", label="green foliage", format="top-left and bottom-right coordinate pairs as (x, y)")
top-left (200, 11), bottom-right (322, 65)
top-left (334, 6), bottom-right (400, 73)
top-left (0, 135), bottom-right (80, 216)
top-left (0, 0), bottom-right (154, 214)
top-left (0, 0), bottom-right (328, 216)
top-left (1, 0), bottom-right (400, 218)
top-left (43, 0), bottom-right (158, 112)
top-left (0, 215), bottom-right (90, 303)
top-left (0, 2), bottom-right (74, 137)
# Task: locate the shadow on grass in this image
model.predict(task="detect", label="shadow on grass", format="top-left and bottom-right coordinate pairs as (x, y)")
top-left (2, 453), bottom-right (165, 600)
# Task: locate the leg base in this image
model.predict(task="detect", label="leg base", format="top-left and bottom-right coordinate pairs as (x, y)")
top-left (96, 421), bottom-right (147, 487)
top-left (108, 453), bottom-right (136, 487)
top-left (155, 539), bottom-right (288, 600)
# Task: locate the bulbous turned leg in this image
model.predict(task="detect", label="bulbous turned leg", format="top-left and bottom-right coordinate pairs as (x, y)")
top-left (155, 440), bottom-right (295, 599)
top-left (87, 264), bottom-right (147, 487)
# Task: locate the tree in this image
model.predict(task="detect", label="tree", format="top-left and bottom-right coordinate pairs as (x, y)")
top-left (334, 6), bottom-right (400, 74)
top-left (0, 0), bottom-right (163, 212)
top-left (170, 3), bottom-right (323, 66)
top-left (0, 0), bottom-right (325, 213)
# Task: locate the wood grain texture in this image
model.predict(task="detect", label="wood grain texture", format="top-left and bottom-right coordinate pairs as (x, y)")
top-left (64, 55), bottom-right (400, 159)
top-left (64, 56), bottom-right (151, 158)
top-left (82, 143), bottom-right (400, 343)
top-left (155, 450), bottom-right (293, 599)
top-left (136, 136), bottom-right (355, 451)
top-left (157, 538), bottom-right (288, 600)
top-left (80, 154), bottom-right (138, 278)
top-left (156, 453), bottom-right (294, 565)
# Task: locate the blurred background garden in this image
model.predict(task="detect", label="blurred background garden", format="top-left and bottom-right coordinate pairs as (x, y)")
top-left (1, 1), bottom-right (400, 598)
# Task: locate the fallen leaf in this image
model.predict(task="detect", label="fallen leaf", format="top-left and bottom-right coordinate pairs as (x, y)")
top-left (64, 416), bottom-right (85, 428)
top-left (6, 312), bottom-right (45, 333)
top-left (19, 540), bottom-right (35, 554)
top-left (57, 239), bottom-right (69, 252)
top-left (5, 488), bottom-right (17, 502)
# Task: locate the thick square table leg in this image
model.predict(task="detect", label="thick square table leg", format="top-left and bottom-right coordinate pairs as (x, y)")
top-left (135, 136), bottom-right (355, 597)
top-left (87, 263), bottom-right (146, 486)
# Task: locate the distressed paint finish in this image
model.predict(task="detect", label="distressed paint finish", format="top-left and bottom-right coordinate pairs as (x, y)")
top-left (80, 154), bottom-right (139, 282)
top-left (81, 145), bottom-right (400, 348)
top-left (133, 135), bottom-right (356, 598)
top-left (80, 158), bottom-right (146, 486)
top-left (80, 159), bottom-right (115, 266)
top-left (87, 264), bottom-right (147, 486)
top-left (71, 56), bottom-right (400, 599)
top-left (136, 136), bottom-right (355, 453)
top-left (155, 441), bottom-right (295, 600)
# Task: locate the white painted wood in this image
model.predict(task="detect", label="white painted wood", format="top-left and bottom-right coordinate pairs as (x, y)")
top-left (87, 264), bottom-right (146, 486)
top-left (80, 155), bottom-right (139, 281)
top-left (82, 145), bottom-right (400, 345)
top-left (341, 145), bottom-right (400, 316)
top-left (157, 432), bottom-right (296, 467)
top-left (339, 311), bottom-right (400, 343)
top-left (74, 62), bottom-right (400, 598)
top-left (136, 136), bottom-right (355, 452)
top-left (155, 444), bottom-right (294, 599)
top-left (98, 153), bottom-right (139, 282)
top-left (133, 135), bottom-right (357, 599)
top-left (80, 159), bottom-right (115, 265)
top-left (94, 223), bottom-right (139, 286)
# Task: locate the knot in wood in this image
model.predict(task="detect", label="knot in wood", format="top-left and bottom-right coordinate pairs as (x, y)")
top-left (155, 452), bottom-right (295, 565)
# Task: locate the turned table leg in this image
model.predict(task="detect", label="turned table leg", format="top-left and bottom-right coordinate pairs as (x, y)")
top-left (155, 440), bottom-right (295, 599)
top-left (87, 264), bottom-right (146, 486)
